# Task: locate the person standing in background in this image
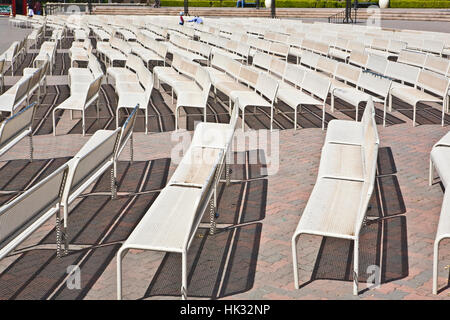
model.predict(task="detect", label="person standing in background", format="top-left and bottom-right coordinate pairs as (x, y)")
top-left (34, 1), bottom-right (41, 15)
top-left (27, 0), bottom-right (34, 16)
top-left (179, 12), bottom-right (184, 25)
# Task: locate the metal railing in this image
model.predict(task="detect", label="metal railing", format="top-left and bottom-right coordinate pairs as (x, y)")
top-left (44, 2), bottom-right (149, 16)
top-left (327, 8), bottom-right (357, 24)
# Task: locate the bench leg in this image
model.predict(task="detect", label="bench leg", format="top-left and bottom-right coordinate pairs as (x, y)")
top-left (29, 133), bottom-right (33, 162)
top-left (130, 134), bottom-right (134, 163)
top-left (429, 158), bottom-right (434, 186)
top-left (145, 107), bottom-right (149, 135)
top-left (116, 107), bottom-right (120, 129)
top-left (413, 103), bottom-right (417, 127)
top-left (82, 109), bottom-right (86, 136)
top-left (116, 247), bottom-right (128, 300)
top-left (353, 238), bottom-right (359, 296)
top-left (321, 103), bottom-right (326, 130)
top-left (181, 252), bottom-right (188, 300)
top-left (388, 93), bottom-right (393, 113)
top-left (111, 164), bottom-right (117, 200)
top-left (175, 106), bottom-right (179, 131)
top-left (52, 108), bottom-right (57, 136)
top-left (433, 239), bottom-right (440, 295)
top-left (96, 98), bottom-right (100, 121)
top-left (294, 106), bottom-right (298, 130)
top-left (291, 233), bottom-right (301, 290)
top-left (270, 105), bottom-right (273, 132)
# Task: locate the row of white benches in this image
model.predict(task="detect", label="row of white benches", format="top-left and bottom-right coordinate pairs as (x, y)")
top-left (0, 104), bottom-right (139, 261)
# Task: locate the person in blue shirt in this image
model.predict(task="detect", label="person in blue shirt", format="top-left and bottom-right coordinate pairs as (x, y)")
top-left (188, 16), bottom-right (204, 24)
top-left (236, 0), bottom-right (245, 7)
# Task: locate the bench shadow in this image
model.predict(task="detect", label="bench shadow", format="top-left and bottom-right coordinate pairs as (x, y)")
top-left (0, 147), bottom-right (269, 299)
top-left (0, 159), bottom-right (171, 300)
top-left (331, 97), bottom-right (405, 126)
top-left (391, 97), bottom-right (450, 126)
top-left (298, 146), bottom-right (409, 291)
top-left (141, 150), bottom-right (268, 299)
top-left (141, 223), bottom-right (263, 299)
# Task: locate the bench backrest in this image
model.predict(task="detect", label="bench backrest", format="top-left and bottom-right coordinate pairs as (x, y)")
top-left (288, 34), bottom-right (303, 48)
top-left (0, 102), bottom-right (35, 151)
top-left (117, 104), bottom-right (139, 157)
top-left (238, 65), bottom-right (259, 88)
top-left (269, 41), bottom-right (289, 59)
top-left (189, 40), bottom-right (211, 59)
top-left (110, 36), bottom-right (131, 55)
top-left (253, 52), bottom-right (272, 71)
top-left (366, 54), bottom-right (388, 75)
top-left (424, 54), bottom-right (450, 76)
top-left (355, 98), bottom-right (379, 236)
top-left (255, 72), bottom-right (279, 104)
top-left (65, 128), bottom-right (121, 201)
top-left (270, 58), bottom-right (287, 79)
top-left (283, 63), bottom-right (305, 88)
top-left (125, 54), bottom-right (143, 73)
top-left (317, 56), bottom-right (338, 77)
top-left (0, 164), bottom-right (68, 259)
top-left (385, 61), bottom-right (420, 86)
top-left (0, 58), bottom-right (5, 75)
top-left (423, 39), bottom-right (444, 55)
top-left (12, 75), bottom-right (32, 110)
top-left (27, 67), bottom-right (43, 94)
top-left (388, 40), bottom-right (407, 54)
top-left (235, 42), bottom-right (251, 59)
top-left (349, 50), bottom-right (369, 69)
top-left (195, 67), bottom-right (212, 104)
top-left (313, 41), bottom-right (329, 56)
top-left (302, 72), bottom-right (330, 102)
top-left (370, 38), bottom-right (389, 51)
top-left (334, 62), bottom-right (361, 85)
top-left (301, 51), bottom-right (320, 70)
top-left (357, 72), bottom-right (391, 98)
top-left (302, 39), bottom-right (316, 52)
top-left (348, 41), bottom-right (365, 53)
top-left (88, 54), bottom-right (104, 78)
top-left (397, 49), bottom-right (426, 68)
top-left (416, 69), bottom-right (449, 98)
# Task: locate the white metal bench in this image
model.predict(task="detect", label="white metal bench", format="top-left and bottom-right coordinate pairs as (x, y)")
top-left (0, 106), bottom-right (138, 260)
top-left (428, 131), bottom-right (450, 295)
top-left (116, 102), bottom-right (239, 300)
top-left (292, 98), bottom-right (379, 296)
top-left (52, 75), bottom-right (103, 136)
top-left (0, 102), bottom-right (36, 161)
top-left (389, 69), bottom-right (450, 127)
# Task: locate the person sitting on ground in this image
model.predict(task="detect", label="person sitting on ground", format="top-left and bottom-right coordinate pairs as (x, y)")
top-left (188, 16), bottom-right (204, 24)
top-left (179, 11), bottom-right (184, 25)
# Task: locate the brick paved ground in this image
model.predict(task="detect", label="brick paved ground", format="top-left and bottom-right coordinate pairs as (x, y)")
top-left (1, 117), bottom-right (449, 300)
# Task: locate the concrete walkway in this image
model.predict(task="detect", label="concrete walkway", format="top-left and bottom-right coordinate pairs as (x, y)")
top-left (0, 17), bottom-right (32, 53)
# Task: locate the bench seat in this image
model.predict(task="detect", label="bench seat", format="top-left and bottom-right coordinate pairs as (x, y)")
top-left (295, 178), bottom-right (364, 238)
top-left (325, 120), bottom-right (363, 146)
top-left (318, 144), bottom-right (364, 182)
top-left (120, 185), bottom-right (204, 253)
